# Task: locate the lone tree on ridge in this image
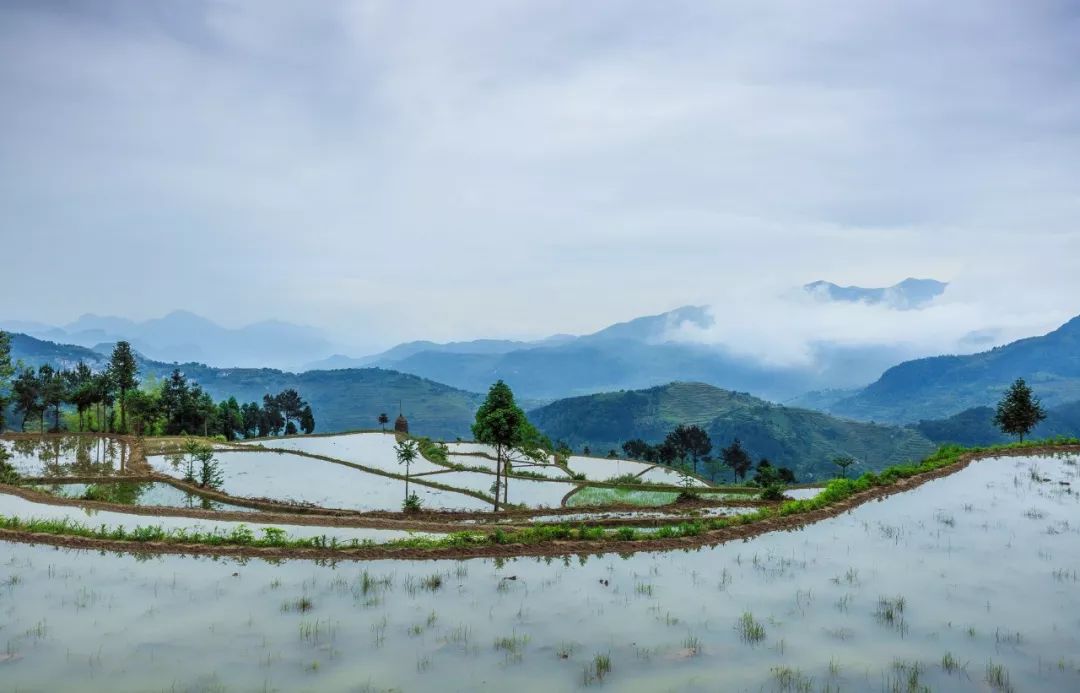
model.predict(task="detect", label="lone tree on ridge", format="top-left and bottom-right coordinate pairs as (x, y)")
top-left (993, 378), bottom-right (1047, 442)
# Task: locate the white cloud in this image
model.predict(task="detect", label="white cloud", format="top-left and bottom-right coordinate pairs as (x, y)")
top-left (0, 0), bottom-right (1078, 355)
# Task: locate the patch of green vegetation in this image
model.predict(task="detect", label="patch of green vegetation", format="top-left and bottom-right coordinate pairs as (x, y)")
top-left (736, 612), bottom-right (766, 644)
top-left (566, 486), bottom-right (679, 507)
top-left (582, 652), bottom-right (612, 685)
top-left (414, 436), bottom-right (449, 464)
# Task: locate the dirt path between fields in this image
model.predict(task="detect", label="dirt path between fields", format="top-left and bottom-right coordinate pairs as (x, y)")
top-left (1, 445), bottom-right (1074, 561)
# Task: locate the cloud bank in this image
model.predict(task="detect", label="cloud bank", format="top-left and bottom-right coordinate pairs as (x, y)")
top-left (0, 1), bottom-right (1078, 356)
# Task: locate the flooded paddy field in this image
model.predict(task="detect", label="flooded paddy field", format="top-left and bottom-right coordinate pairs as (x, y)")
top-left (0, 491), bottom-right (440, 545)
top-left (147, 449), bottom-right (490, 512)
top-left (26, 480), bottom-right (260, 513)
top-left (2, 453), bottom-right (1078, 691)
top-left (0, 435), bottom-right (138, 478)
top-left (244, 433), bottom-right (447, 475)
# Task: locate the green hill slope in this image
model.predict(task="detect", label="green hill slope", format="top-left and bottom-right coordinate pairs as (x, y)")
top-left (911, 400), bottom-right (1080, 447)
top-left (529, 382), bottom-right (936, 481)
top-left (831, 315), bottom-right (1080, 423)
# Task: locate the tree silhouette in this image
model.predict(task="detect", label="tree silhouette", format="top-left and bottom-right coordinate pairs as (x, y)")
top-left (720, 438), bottom-right (752, 481)
top-left (833, 455), bottom-right (856, 479)
top-left (993, 378), bottom-right (1047, 442)
top-left (472, 380), bottom-right (542, 509)
top-left (0, 332), bottom-right (13, 431)
top-left (300, 405), bottom-right (315, 434)
top-left (664, 424), bottom-right (712, 475)
top-left (378, 412), bottom-right (389, 431)
top-left (109, 341), bottom-right (138, 433)
top-left (395, 438), bottom-right (419, 509)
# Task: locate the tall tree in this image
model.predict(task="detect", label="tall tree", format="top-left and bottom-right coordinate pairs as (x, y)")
top-left (124, 388), bottom-right (160, 437)
top-left (240, 402), bottom-right (262, 438)
top-left (299, 405), bottom-right (315, 435)
top-left (0, 331), bottom-right (13, 431)
top-left (621, 439), bottom-right (652, 460)
top-left (161, 370), bottom-right (188, 433)
top-left (993, 378), bottom-right (1047, 442)
top-left (262, 394), bottom-right (284, 435)
top-left (65, 363), bottom-right (96, 431)
top-left (217, 397), bottom-right (244, 441)
top-left (92, 371), bottom-right (114, 432)
top-left (109, 341), bottom-right (138, 433)
top-left (395, 438), bottom-right (419, 509)
top-left (663, 424), bottom-right (713, 475)
top-left (378, 412), bottom-right (390, 431)
top-left (720, 438), bottom-right (753, 481)
top-left (12, 367), bottom-right (41, 431)
top-left (39, 365), bottom-right (67, 432)
top-left (276, 389), bottom-right (305, 434)
top-left (472, 380), bottom-right (535, 510)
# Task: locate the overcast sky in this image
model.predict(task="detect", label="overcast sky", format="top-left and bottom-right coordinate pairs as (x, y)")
top-left (2, 1), bottom-right (1079, 355)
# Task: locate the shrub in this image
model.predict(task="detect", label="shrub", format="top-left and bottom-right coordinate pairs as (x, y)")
top-left (760, 484), bottom-right (785, 501)
top-left (402, 493), bottom-right (423, 513)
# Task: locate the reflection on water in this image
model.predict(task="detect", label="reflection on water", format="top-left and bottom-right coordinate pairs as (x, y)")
top-left (32, 480), bottom-right (260, 512)
top-left (1, 435), bottom-right (135, 477)
top-left (0, 454), bottom-right (1077, 690)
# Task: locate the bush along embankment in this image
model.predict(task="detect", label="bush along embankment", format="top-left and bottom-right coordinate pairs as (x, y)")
top-left (1, 437), bottom-right (1077, 558)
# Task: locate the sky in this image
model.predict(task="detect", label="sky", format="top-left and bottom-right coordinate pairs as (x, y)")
top-left (2, 1), bottom-right (1079, 357)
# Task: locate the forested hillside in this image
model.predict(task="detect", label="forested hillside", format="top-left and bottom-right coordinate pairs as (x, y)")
top-left (529, 382), bottom-right (936, 481)
top-left (831, 315), bottom-right (1080, 422)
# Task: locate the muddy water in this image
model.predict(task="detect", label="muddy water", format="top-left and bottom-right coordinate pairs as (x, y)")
top-left (1, 454), bottom-right (1078, 691)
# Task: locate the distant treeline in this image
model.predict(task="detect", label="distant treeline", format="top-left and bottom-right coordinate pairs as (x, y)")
top-left (618, 424), bottom-right (796, 485)
top-left (0, 334), bottom-right (313, 439)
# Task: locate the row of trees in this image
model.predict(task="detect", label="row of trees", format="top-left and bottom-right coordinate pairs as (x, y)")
top-left (0, 332), bottom-right (16, 431)
top-left (620, 425), bottom-right (797, 484)
top-left (148, 370), bottom-right (315, 439)
top-left (0, 334), bottom-right (314, 439)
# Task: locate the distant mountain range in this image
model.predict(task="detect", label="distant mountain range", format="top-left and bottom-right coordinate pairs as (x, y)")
top-left (309, 305), bottom-right (926, 401)
top-left (3, 283), bottom-right (964, 403)
top-left (8, 329), bottom-right (1078, 473)
top-left (529, 382), bottom-right (936, 481)
top-left (0, 310), bottom-right (334, 371)
top-left (804, 277), bottom-right (948, 309)
top-left (828, 314), bottom-right (1080, 423)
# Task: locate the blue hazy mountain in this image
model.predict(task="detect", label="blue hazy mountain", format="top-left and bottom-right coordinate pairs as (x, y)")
top-left (829, 314), bottom-right (1080, 423)
top-left (1, 310), bottom-right (334, 370)
top-left (804, 278), bottom-right (947, 309)
top-left (306, 305), bottom-right (947, 401)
